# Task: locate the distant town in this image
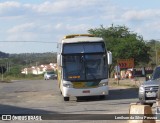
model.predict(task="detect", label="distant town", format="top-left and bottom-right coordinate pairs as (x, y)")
top-left (21, 63), bottom-right (57, 75)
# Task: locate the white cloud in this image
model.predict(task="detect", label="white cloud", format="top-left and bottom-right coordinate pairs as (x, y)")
top-left (7, 23), bottom-right (37, 40)
top-left (128, 21), bottom-right (160, 40)
top-left (146, 21), bottom-right (160, 30)
top-left (0, 0), bottom-right (110, 16)
top-left (53, 23), bottom-right (94, 34)
top-left (1, 0), bottom-right (160, 53)
top-left (55, 23), bottom-right (63, 30)
top-left (31, 0), bottom-right (103, 14)
top-left (7, 32), bottom-right (36, 41)
top-left (32, 1), bottom-right (69, 14)
top-left (122, 9), bottom-right (160, 21)
top-left (0, 1), bottom-right (20, 9)
top-left (2, 1), bottom-right (160, 24)
top-left (144, 22), bottom-right (160, 40)
top-left (8, 23), bottom-right (35, 33)
top-left (65, 24), bottom-right (92, 32)
top-left (0, 1), bottom-right (21, 15)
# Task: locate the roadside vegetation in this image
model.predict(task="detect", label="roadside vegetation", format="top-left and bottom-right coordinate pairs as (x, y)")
top-left (3, 74), bottom-right (43, 81)
top-left (88, 25), bottom-right (157, 73)
top-left (109, 78), bottom-right (142, 88)
top-left (0, 53), bottom-right (55, 81)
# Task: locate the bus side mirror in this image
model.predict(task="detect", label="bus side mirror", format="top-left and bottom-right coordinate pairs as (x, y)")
top-left (57, 54), bottom-right (63, 67)
top-left (107, 51), bottom-right (112, 65)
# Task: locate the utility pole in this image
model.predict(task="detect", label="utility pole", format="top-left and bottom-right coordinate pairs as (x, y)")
top-left (156, 46), bottom-right (158, 65)
top-left (155, 40), bottom-right (158, 66)
top-left (155, 39), bottom-right (160, 66)
top-left (1, 65), bottom-right (4, 81)
top-left (36, 62), bottom-right (38, 75)
top-left (6, 61), bottom-right (8, 72)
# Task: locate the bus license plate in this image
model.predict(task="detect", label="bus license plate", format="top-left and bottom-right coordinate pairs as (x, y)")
top-left (83, 90), bottom-right (90, 93)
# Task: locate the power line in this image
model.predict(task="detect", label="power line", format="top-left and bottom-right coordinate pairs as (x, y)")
top-left (0, 41), bottom-right (57, 43)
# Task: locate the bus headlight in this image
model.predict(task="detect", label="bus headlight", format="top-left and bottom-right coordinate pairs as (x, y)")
top-left (99, 82), bottom-right (108, 87)
top-left (63, 83), bottom-right (73, 88)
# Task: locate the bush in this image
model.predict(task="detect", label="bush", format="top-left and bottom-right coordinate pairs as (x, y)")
top-left (3, 73), bottom-right (43, 80)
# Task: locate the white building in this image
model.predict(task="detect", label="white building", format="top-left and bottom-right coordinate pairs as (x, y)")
top-left (21, 63), bottom-right (57, 75)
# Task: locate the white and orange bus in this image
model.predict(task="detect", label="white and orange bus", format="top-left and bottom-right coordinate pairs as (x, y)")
top-left (57, 34), bottom-right (112, 101)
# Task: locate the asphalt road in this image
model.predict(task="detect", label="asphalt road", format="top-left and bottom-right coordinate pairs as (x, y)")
top-left (0, 79), bottom-right (145, 123)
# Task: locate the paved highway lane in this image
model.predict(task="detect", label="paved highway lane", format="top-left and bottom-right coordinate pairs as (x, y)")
top-left (0, 79), bottom-right (143, 123)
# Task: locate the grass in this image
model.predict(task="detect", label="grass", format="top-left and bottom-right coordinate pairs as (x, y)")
top-left (0, 79), bottom-right (12, 83)
top-left (109, 78), bottom-right (141, 88)
top-left (1, 74), bottom-right (44, 82)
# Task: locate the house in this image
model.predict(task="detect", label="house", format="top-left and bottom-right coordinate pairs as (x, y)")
top-left (21, 63), bottom-right (57, 75)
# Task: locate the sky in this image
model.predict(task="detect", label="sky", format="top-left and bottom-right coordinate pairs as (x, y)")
top-left (0, 0), bottom-right (160, 53)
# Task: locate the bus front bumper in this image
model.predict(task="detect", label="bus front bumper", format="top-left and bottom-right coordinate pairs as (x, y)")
top-left (62, 86), bottom-right (109, 97)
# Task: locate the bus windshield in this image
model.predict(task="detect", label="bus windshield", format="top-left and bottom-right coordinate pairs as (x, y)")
top-left (63, 54), bottom-right (107, 81)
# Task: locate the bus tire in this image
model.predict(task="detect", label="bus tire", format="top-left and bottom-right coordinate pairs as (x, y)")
top-left (64, 97), bottom-right (69, 101)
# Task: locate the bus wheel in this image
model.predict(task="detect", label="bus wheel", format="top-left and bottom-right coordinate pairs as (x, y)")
top-left (64, 97), bottom-right (69, 101)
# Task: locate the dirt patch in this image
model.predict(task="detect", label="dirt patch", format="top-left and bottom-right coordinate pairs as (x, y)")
top-left (109, 78), bottom-right (145, 88)
top-left (0, 80), bottom-right (12, 83)
top-left (16, 91), bottom-right (54, 100)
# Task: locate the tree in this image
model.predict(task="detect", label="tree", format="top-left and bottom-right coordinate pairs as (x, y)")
top-left (0, 51), bottom-right (9, 58)
top-left (146, 40), bottom-right (160, 67)
top-left (88, 25), bottom-right (151, 74)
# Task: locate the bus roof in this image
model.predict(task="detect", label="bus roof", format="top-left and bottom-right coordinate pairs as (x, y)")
top-left (64, 34), bottom-right (95, 39)
top-left (61, 34), bottom-right (103, 43)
